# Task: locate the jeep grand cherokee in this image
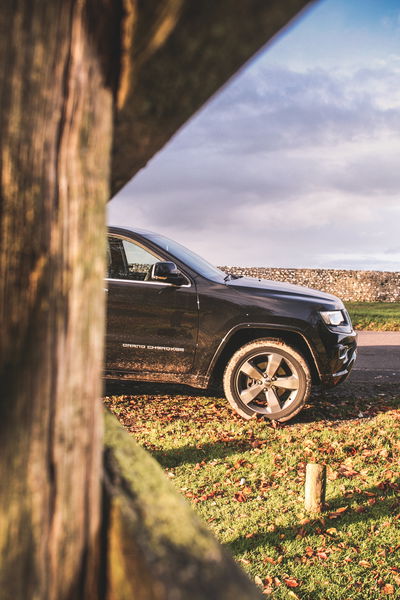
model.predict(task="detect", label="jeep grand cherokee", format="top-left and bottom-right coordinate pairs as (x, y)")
top-left (105, 226), bottom-right (357, 422)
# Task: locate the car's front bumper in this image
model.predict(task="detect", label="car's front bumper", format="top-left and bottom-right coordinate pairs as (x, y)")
top-left (319, 334), bottom-right (358, 386)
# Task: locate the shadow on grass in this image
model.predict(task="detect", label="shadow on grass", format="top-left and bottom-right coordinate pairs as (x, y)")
top-left (152, 440), bottom-right (254, 468)
top-left (105, 376), bottom-right (400, 426)
top-left (228, 480), bottom-right (400, 556)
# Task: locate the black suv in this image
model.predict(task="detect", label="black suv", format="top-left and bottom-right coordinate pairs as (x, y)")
top-left (106, 226), bottom-right (357, 422)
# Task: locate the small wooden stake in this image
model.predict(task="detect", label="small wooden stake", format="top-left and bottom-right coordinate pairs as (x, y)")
top-left (305, 463), bottom-right (326, 513)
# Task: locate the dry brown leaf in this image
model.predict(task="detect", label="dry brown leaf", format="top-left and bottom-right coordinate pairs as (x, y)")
top-left (284, 577), bottom-right (300, 588)
top-left (382, 583), bottom-right (395, 595)
top-left (234, 491), bottom-right (247, 503)
top-left (359, 560), bottom-right (371, 568)
top-left (329, 506), bottom-right (348, 518)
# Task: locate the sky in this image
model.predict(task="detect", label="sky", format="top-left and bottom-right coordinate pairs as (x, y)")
top-left (108, 0), bottom-right (400, 271)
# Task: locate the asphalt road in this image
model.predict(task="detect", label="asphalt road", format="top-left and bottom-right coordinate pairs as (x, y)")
top-left (348, 331), bottom-right (400, 384)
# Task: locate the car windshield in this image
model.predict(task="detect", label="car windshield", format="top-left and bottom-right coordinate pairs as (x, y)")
top-left (144, 232), bottom-right (226, 282)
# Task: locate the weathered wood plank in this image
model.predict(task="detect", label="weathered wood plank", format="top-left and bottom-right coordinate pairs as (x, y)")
top-left (0, 2), bottom-right (114, 597)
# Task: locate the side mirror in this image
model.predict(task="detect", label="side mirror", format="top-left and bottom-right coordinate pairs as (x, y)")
top-left (151, 261), bottom-right (186, 285)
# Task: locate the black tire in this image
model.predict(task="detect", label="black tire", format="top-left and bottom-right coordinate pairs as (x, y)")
top-left (223, 339), bottom-right (311, 422)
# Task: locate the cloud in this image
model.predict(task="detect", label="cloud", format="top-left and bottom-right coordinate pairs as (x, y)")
top-left (109, 56), bottom-right (400, 271)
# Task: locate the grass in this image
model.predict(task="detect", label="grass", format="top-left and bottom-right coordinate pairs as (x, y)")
top-left (346, 303), bottom-right (400, 331)
top-left (105, 383), bottom-right (400, 599)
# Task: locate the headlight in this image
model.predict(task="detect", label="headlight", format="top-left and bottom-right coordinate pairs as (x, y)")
top-left (320, 310), bottom-right (346, 326)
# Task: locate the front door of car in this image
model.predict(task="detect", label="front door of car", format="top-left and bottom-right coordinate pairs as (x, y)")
top-left (105, 234), bottom-right (199, 374)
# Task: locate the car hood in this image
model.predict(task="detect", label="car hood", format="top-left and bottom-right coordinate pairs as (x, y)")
top-left (226, 276), bottom-right (342, 306)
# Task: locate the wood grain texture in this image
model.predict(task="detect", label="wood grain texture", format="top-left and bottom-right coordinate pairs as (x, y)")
top-left (304, 464), bottom-right (327, 513)
top-left (0, 2), bottom-right (114, 598)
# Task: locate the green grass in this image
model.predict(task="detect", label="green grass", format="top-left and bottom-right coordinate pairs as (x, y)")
top-left (105, 387), bottom-right (400, 599)
top-left (346, 302), bottom-right (400, 331)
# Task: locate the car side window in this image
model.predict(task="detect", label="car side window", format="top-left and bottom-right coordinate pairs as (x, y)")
top-left (107, 236), bottom-right (160, 281)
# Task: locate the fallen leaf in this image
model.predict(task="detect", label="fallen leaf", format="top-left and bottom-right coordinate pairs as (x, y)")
top-left (359, 560), bottom-right (371, 568)
top-left (382, 583), bottom-right (394, 595)
top-left (262, 587), bottom-right (273, 595)
top-left (329, 506), bottom-right (348, 518)
top-left (338, 465), bottom-right (359, 478)
top-left (296, 527), bottom-right (306, 539)
top-left (284, 577), bottom-right (300, 588)
top-left (234, 491), bottom-right (247, 503)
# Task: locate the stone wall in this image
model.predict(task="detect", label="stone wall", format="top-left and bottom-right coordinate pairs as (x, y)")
top-left (218, 267), bottom-right (400, 302)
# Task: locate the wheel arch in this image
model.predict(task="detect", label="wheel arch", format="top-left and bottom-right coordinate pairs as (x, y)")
top-left (207, 325), bottom-right (321, 387)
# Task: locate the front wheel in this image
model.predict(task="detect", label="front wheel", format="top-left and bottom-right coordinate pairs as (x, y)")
top-left (223, 339), bottom-right (311, 422)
